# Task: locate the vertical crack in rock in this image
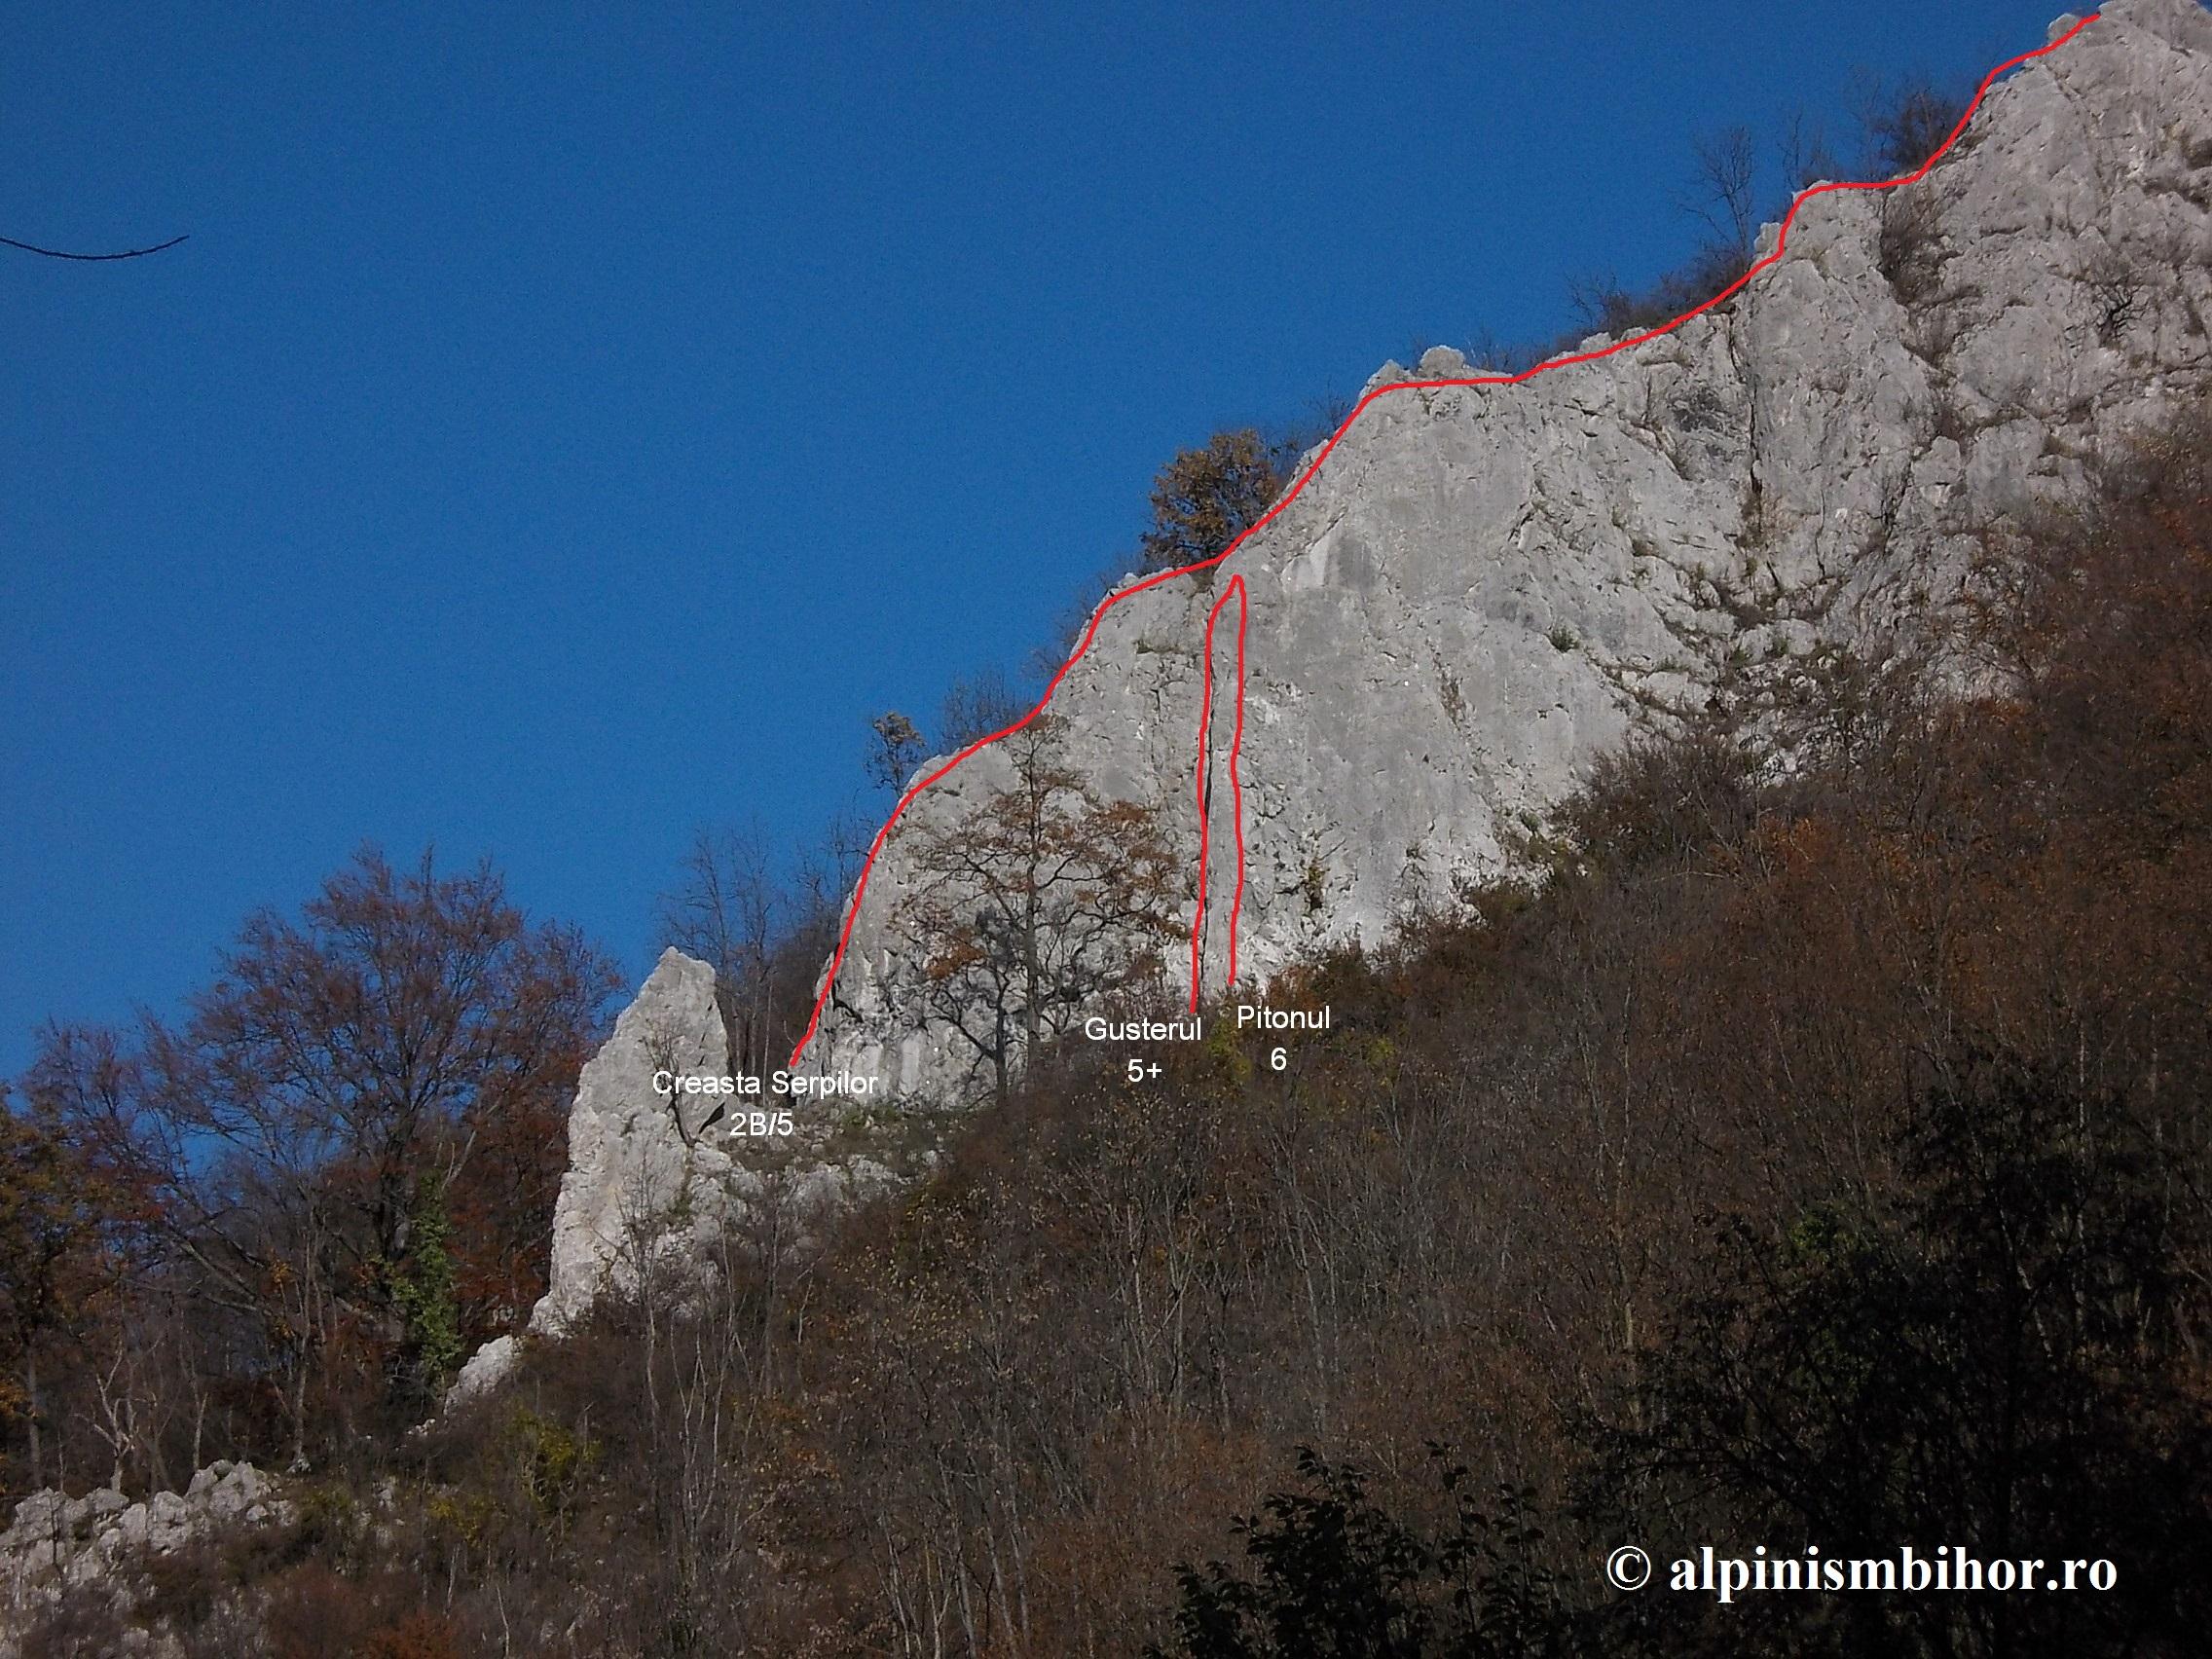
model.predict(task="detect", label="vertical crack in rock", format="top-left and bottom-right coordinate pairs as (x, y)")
top-left (808, 0), bottom-right (2212, 1106)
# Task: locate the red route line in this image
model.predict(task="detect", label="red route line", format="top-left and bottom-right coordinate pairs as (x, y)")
top-left (1190, 573), bottom-right (1250, 1010)
top-left (788, 12), bottom-right (2098, 1069)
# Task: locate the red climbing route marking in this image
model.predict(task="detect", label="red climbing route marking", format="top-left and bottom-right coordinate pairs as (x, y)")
top-left (789, 12), bottom-right (2099, 1068)
top-left (1191, 573), bottom-right (1250, 1010)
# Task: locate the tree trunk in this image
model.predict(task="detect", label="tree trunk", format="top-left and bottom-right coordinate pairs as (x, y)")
top-left (24, 1347), bottom-right (41, 1489)
top-left (1022, 881), bottom-right (1043, 1061)
top-left (288, 1354), bottom-right (310, 1472)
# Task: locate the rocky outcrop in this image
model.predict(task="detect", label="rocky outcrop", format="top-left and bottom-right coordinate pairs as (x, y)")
top-left (453, 946), bottom-right (726, 1397)
top-left (451, 948), bottom-right (897, 1398)
top-left (803, 0), bottom-right (2212, 1100)
top-left (531, 947), bottom-right (731, 1335)
top-left (0, 1462), bottom-right (288, 1651)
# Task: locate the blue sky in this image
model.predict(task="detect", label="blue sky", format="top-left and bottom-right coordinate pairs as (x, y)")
top-left (4, 0), bottom-right (2061, 1068)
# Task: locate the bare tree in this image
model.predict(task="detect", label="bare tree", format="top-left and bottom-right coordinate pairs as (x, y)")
top-left (41, 847), bottom-right (615, 1456)
top-left (658, 820), bottom-right (856, 1076)
top-left (658, 825), bottom-right (782, 1074)
top-left (894, 716), bottom-right (1182, 1103)
top-left (938, 668), bottom-right (1026, 752)
top-left (1858, 74), bottom-right (1971, 176)
top-left (1779, 110), bottom-right (1841, 194)
top-left (1684, 125), bottom-right (1759, 268)
top-left (866, 712), bottom-right (927, 795)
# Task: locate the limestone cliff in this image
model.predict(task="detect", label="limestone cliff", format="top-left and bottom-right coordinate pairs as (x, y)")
top-left (467, 1), bottom-right (2212, 1364)
top-left (451, 948), bottom-right (894, 1399)
top-left (806, 0), bottom-right (2212, 1100)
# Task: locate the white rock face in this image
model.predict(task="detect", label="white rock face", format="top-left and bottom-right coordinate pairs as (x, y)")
top-left (451, 947), bottom-right (896, 1395)
top-left (531, 947), bottom-right (731, 1334)
top-left (0, 1461), bottom-right (290, 1650)
top-left (800, 0), bottom-right (2212, 1101)
top-left (453, 947), bottom-right (728, 1397)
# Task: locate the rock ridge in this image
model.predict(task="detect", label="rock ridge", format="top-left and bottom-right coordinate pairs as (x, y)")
top-left (804, 0), bottom-right (2212, 1101)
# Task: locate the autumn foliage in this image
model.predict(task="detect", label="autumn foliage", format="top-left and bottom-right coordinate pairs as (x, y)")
top-left (8, 850), bottom-right (616, 1488)
top-left (1138, 429), bottom-right (1293, 573)
top-left (8, 410), bottom-right (2212, 1652)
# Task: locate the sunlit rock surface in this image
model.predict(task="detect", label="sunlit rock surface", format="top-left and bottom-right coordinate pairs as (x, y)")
top-left (467, 0), bottom-right (2212, 1362)
top-left (0, 1462), bottom-right (290, 1652)
top-left (807, 0), bottom-right (2212, 1100)
top-left (452, 947), bottom-right (895, 1397)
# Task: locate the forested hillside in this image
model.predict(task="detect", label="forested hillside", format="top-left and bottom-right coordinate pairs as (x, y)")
top-left (9, 396), bottom-right (2208, 1655)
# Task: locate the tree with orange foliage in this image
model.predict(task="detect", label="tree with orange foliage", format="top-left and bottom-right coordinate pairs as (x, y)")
top-left (896, 716), bottom-right (1181, 1103)
top-left (0, 1085), bottom-right (124, 1487)
top-left (1138, 429), bottom-right (1290, 574)
top-left (40, 847), bottom-right (616, 1456)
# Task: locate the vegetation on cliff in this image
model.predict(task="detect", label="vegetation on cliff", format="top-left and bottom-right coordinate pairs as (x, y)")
top-left (11, 393), bottom-right (2208, 1655)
